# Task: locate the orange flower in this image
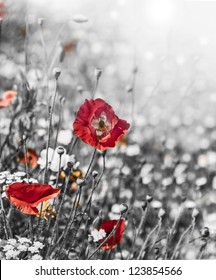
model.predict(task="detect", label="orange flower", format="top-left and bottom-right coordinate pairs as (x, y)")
top-left (60, 169), bottom-right (83, 183)
top-left (0, 90), bottom-right (17, 108)
top-left (17, 149), bottom-right (38, 169)
top-left (36, 200), bottom-right (56, 220)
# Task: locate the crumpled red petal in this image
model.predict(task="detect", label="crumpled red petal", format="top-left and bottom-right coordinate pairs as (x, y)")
top-left (6, 182), bottom-right (61, 215)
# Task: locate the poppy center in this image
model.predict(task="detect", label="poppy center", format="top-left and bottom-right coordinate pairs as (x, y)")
top-left (99, 120), bottom-right (105, 128)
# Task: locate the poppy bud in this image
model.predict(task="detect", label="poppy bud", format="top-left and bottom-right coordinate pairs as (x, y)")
top-left (146, 195), bottom-right (153, 203)
top-left (192, 208), bottom-right (199, 219)
top-left (67, 161), bottom-right (74, 169)
top-left (94, 68), bottom-right (102, 80)
top-left (119, 203), bottom-right (128, 214)
top-left (77, 85), bottom-right (83, 94)
top-left (92, 170), bottom-right (98, 178)
top-left (76, 177), bottom-right (86, 186)
top-left (57, 146), bottom-right (65, 155)
top-left (158, 208), bottom-right (166, 218)
top-left (142, 201), bottom-right (148, 211)
top-left (92, 215), bottom-right (102, 228)
top-left (154, 247), bottom-right (159, 255)
top-left (201, 227), bottom-right (210, 238)
top-left (38, 18), bottom-right (44, 26)
top-left (53, 68), bottom-right (61, 80)
top-left (59, 96), bottom-right (66, 103)
top-left (126, 85), bottom-right (133, 93)
top-left (73, 14), bottom-right (89, 23)
top-left (88, 235), bottom-right (94, 243)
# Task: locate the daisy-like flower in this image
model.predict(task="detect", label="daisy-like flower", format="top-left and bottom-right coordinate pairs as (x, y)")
top-left (0, 90), bottom-right (17, 108)
top-left (90, 229), bottom-right (107, 242)
top-left (6, 182), bottom-right (61, 215)
top-left (37, 147), bottom-right (75, 172)
top-left (73, 99), bottom-right (130, 150)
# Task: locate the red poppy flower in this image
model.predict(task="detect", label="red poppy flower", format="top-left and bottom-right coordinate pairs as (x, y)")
top-left (0, 2), bottom-right (7, 18)
top-left (6, 182), bottom-right (61, 215)
top-left (0, 90), bottom-right (17, 108)
top-left (100, 219), bottom-right (125, 250)
top-left (17, 149), bottom-right (38, 169)
top-left (73, 99), bottom-right (130, 150)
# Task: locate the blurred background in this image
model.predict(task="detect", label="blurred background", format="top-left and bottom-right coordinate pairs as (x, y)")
top-left (2, 0), bottom-right (216, 152)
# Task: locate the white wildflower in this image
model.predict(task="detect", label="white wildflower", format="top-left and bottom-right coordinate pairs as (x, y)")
top-left (90, 229), bottom-right (106, 242)
top-left (3, 244), bottom-right (14, 251)
top-left (18, 237), bottom-right (31, 244)
top-left (28, 246), bottom-right (39, 253)
top-left (13, 172), bottom-right (26, 177)
top-left (31, 254), bottom-right (43, 260)
top-left (33, 241), bottom-right (44, 249)
top-left (17, 244), bottom-right (28, 251)
top-left (8, 239), bottom-right (17, 246)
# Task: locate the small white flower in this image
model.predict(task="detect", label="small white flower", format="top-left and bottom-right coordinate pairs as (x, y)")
top-left (33, 241), bottom-right (44, 249)
top-left (18, 237), bottom-right (31, 244)
top-left (13, 172), bottom-right (26, 177)
top-left (5, 249), bottom-right (19, 259)
top-left (3, 244), bottom-right (14, 251)
top-left (38, 148), bottom-right (75, 172)
top-left (17, 244), bottom-right (28, 251)
top-left (31, 254), bottom-right (43, 260)
top-left (28, 246), bottom-right (39, 253)
top-left (8, 239), bottom-right (17, 246)
top-left (90, 229), bottom-right (106, 242)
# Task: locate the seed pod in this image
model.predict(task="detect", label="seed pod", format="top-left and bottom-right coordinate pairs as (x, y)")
top-left (76, 177), bottom-right (86, 186)
top-left (146, 195), bottom-right (153, 203)
top-left (53, 68), bottom-right (61, 80)
top-left (57, 146), bottom-right (65, 155)
top-left (119, 203), bottom-right (128, 214)
top-left (92, 170), bottom-right (98, 178)
top-left (158, 208), bottom-right (166, 218)
top-left (201, 227), bottom-right (210, 238)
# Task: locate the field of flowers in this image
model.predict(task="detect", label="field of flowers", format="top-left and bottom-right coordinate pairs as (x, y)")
top-left (0, 0), bottom-right (216, 260)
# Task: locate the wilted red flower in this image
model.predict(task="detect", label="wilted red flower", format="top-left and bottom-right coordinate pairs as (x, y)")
top-left (0, 90), bottom-right (17, 108)
top-left (0, 2), bottom-right (7, 18)
top-left (73, 99), bottom-right (130, 150)
top-left (100, 219), bottom-right (125, 250)
top-left (17, 149), bottom-right (38, 168)
top-left (6, 182), bottom-right (61, 215)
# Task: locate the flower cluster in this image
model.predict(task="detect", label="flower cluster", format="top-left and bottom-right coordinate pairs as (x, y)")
top-left (0, 237), bottom-right (43, 260)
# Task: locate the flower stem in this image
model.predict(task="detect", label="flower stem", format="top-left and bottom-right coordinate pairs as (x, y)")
top-left (43, 78), bottom-right (59, 183)
top-left (137, 223), bottom-right (160, 260)
top-left (46, 172), bottom-right (71, 258)
top-left (84, 148), bottom-right (97, 178)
